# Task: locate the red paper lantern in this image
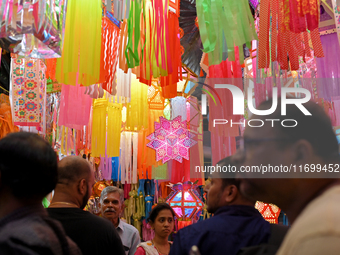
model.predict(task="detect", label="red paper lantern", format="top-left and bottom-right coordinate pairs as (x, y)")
top-left (255, 201), bottom-right (281, 224)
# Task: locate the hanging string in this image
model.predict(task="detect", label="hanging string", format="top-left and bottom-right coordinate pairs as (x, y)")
top-left (0, 85), bottom-right (9, 93)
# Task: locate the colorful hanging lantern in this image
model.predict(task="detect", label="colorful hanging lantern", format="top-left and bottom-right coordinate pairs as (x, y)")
top-left (11, 56), bottom-right (46, 131)
top-left (196, 0), bottom-right (257, 65)
top-left (56, 0), bottom-right (102, 86)
top-left (99, 11), bottom-right (121, 94)
top-left (146, 116), bottom-right (197, 163)
top-left (255, 201), bottom-right (281, 224)
top-left (166, 182), bottom-right (204, 229)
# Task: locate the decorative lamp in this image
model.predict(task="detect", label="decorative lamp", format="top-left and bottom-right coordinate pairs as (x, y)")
top-left (255, 201), bottom-right (281, 224)
top-left (146, 116), bottom-right (197, 163)
top-left (166, 182), bottom-right (204, 230)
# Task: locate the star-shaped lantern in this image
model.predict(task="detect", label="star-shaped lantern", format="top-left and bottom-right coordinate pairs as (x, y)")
top-left (146, 116), bottom-right (197, 163)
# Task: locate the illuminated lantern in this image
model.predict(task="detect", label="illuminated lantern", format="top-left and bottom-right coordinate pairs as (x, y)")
top-left (255, 201), bottom-right (281, 224)
top-left (166, 182), bottom-right (204, 230)
top-left (146, 116), bottom-right (197, 163)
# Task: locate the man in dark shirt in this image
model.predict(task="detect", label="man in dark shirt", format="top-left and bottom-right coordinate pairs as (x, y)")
top-left (0, 132), bottom-right (81, 254)
top-left (169, 157), bottom-right (271, 255)
top-left (47, 156), bottom-right (125, 255)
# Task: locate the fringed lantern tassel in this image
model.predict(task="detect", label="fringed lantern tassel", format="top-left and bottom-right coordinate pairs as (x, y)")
top-left (138, 179), bottom-right (146, 197)
top-left (132, 132), bottom-right (138, 184)
top-left (100, 15), bottom-right (121, 94)
top-left (107, 103), bottom-right (122, 157)
top-left (91, 99), bottom-right (108, 157)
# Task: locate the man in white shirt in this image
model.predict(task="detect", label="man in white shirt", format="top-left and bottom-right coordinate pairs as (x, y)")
top-left (99, 186), bottom-right (140, 255)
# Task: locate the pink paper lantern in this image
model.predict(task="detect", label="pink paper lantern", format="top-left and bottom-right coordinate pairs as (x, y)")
top-left (146, 116), bottom-right (197, 163)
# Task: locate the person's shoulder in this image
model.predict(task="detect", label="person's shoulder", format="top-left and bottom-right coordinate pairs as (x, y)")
top-left (47, 207), bottom-right (85, 217)
top-left (176, 220), bottom-right (208, 236)
top-left (137, 241), bottom-right (153, 248)
top-left (0, 214), bottom-right (77, 254)
top-left (121, 220), bottom-right (139, 233)
top-left (0, 213), bottom-right (50, 234)
top-left (290, 185), bottom-right (340, 233)
top-left (83, 212), bottom-right (113, 226)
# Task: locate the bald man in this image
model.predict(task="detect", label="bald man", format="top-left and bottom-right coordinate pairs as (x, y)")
top-left (47, 156), bottom-right (125, 255)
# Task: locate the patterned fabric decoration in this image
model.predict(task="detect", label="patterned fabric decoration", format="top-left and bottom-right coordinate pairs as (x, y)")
top-left (99, 12), bottom-right (120, 94)
top-left (146, 116), bottom-right (197, 163)
top-left (11, 57), bottom-right (46, 131)
top-left (258, 0), bottom-right (324, 70)
top-left (255, 201), bottom-right (281, 224)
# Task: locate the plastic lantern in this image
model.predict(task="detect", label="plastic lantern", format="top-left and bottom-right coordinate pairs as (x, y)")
top-left (146, 116), bottom-right (197, 163)
top-left (166, 182), bottom-right (204, 230)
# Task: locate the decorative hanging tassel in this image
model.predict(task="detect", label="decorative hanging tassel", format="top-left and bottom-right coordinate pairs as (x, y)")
top-left (119, 20), bottom-right (129, 73)
top-left (56, 0), bottom-right (102, 86)
top-left (100, 12), bottom-right (121, 94)
top-left (107, 103), bottom-right (122, 157)
top-left (59, 83), bottom-right (92, 130)
top-left (125, 0), bottom-right (141, 68)
top-left (125, 74), bottom-right (148, 131)
top-left (145, 179), bottom-right (154, 218)
top-left (142, 220), bottom-right (155, 241)
top-left (138, 180), bottom-right (146, 197)
top-left (132, 132), bottom-right (138, 184)
top-left (91, 99), bottom-right (108, 157)
top-left (196, 0), bottom-right (257, 65)
top-left (258, 0), bottom-right (323, 70)
top-left (115, 66), bottom-right (131, 103)
top-left (145, 195), bottom-right (153, 219)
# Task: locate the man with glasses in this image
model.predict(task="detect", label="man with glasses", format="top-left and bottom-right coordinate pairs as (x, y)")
top-left (232, 99), bottom-right (340, 255)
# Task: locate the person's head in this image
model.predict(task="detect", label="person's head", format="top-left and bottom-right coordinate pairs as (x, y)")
top-left (99, 186), bottom-right (124, 222)
top-left (0, 132), bottom-right (58, 204)
top-left (232, 98), bottom-right (340, 213)
top-left (148, 203), bottom-right (175, 239)
top-left (206, 156), bottom-right (254, 213)
top-left (56, 156), bottom-right (95, 209)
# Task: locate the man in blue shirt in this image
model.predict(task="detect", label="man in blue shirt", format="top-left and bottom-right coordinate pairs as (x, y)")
top-left (169, 157), bottom-right (271, 255)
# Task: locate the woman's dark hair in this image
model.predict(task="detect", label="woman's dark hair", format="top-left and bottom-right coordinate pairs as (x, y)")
top-left (147, 203), bottom-right (176, 223)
